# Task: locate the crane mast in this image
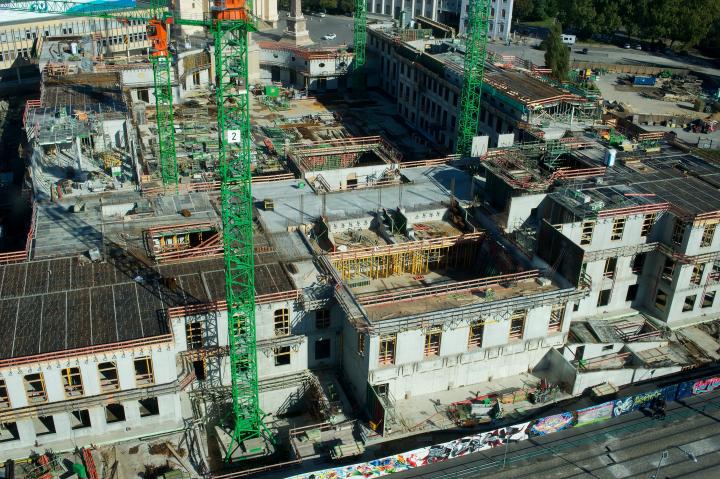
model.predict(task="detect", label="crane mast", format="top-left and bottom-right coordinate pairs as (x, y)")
top-left (147, 5), bottom-right (179, 190)
top-left (0, 0), bottom-right (270, 460)
top-left (352, 0), bottom-right (367, 90)
top-left (211, 0), bottom-right (271, 459)
top-left (456, 0), bottom-right (491, 157)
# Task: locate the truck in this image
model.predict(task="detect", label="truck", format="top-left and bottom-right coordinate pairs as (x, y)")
top-left (561, 34), bottom-right (576, 45)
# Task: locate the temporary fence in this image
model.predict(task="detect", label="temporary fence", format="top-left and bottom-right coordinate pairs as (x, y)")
top-left (284, 373), bottom-right (720, 479)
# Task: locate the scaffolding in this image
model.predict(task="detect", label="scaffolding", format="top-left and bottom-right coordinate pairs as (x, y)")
top-left (329, 233), bottom-right (483, 281)
top-left (288, 136), bottom-right (402, 172)
top-left (144, 222), bottom-right (223, 262)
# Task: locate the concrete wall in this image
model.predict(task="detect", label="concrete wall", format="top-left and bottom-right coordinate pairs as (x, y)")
top-left (571, 366), bottom-right (682, 395)
top-left (102, 119), bottom-right (128, 149)
top-left (365, 302), bottom-right (570, 400)
top-left (306, 163), bottom-right (395, 191)
top-left (562, 342), bottom-right (624, 361)
top-left (0, 346), bottom-right (182, 460)
top-left (506, 192), bottom-right (546, 233)
top-left (341, 325), bottom-right (371, 407)
top-left (533, 347), bottom-right (576, 388)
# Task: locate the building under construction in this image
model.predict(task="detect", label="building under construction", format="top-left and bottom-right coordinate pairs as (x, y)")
top-left (367, 22), bottom-right (601, 151)
top-left (2, 8), bottom-right (720, 479)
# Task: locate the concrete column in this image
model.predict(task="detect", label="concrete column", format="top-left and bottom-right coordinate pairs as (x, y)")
top-left (283, 0), bottom-right (313, 46)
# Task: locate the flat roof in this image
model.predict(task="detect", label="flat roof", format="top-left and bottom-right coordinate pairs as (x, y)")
top-left (253, 164), bottom-right (472, 233)
top-left (484, 69), bottom-right (569, 105)
top-left (362, 274), bottom-right (559, 321)
top-left (567, 148), bottom-right (720, 218)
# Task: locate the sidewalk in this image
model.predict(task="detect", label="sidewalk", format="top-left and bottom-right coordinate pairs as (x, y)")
top-left (371, 372), bottom-right (571, 442)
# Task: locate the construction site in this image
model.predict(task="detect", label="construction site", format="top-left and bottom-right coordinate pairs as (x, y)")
top-left (0, 0), bottom-right (719, 478)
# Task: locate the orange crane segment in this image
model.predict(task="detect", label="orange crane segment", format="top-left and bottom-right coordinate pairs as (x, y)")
top-left (212, 0), bottom-right (248, 21)
top-left (147, 19), bottom-right (169, 57)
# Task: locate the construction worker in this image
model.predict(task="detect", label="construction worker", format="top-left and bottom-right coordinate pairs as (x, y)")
top-left (653, 397), bottom-right (667, 420)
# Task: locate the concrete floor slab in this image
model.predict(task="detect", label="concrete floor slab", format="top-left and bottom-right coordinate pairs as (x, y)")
top-left (679, 326), bottom-right (720, 360)
top-left (389, 372), bottom-right (570, 437)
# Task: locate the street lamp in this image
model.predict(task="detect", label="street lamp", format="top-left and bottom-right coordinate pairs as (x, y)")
top-left (651, 450), bottom-right (669, 479)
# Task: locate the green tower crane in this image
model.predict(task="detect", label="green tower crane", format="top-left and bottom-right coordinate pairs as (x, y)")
top-left (455, 0), bottom-right (491, 157)
top-left (211, 1), bottom-right (273, 460)
top-left (147, 9), bottom-right (179, 190)
top-left (0, 0), bottom-right (179, 189)
top-left (0, 0), bottom-right (270, 461)
top-left (352, 0), bottom-right (367, 91)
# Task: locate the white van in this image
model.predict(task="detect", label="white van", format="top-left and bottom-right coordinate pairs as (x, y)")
top-left (561, 34), bottom-right (576, 45)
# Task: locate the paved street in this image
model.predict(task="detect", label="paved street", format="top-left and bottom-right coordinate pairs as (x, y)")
top-left (254, 12), bottom-right (355, 47)
top-left (488, 39), bottom-right (720, 79)
top-left (393, 390), bottom-right (720, 478)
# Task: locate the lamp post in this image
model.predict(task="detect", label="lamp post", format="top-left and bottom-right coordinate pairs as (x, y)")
top-left (651, 450), bottom-right (669, 479)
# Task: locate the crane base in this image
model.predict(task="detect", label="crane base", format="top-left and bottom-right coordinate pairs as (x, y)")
top-left (215, 426), bottom-right (272, 462)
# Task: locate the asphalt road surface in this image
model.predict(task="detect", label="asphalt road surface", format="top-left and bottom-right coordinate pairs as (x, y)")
top-left (254, 12), bottom-right (355, 47)
top-left (393, 390), bottom-right (720, 478)
top-left (490, 39), bottom-right (720, 78)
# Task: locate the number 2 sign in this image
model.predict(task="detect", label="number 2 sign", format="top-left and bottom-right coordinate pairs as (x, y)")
top-left (227, 130), bottom-right (242, 143)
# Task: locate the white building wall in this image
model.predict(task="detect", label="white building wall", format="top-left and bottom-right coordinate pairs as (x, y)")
top-left (0, 344), bottom-right (183, 460)
top-left (366, 302), bottom-right (570, 400)
top-left (459, 0), bottom-right (514, 40)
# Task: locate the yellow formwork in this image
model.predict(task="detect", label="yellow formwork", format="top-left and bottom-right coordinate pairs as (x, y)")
top-left (332, 241), bottom-right (478, 281)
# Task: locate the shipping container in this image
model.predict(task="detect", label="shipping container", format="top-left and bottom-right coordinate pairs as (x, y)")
top-left (633, 75), bottom-right (657, 86)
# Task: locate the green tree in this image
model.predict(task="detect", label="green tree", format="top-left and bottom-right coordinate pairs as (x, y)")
top-left (594, 0), bottom-right (623, 36)
top-left (532, 0), bottom-right (559, 20)
top-left (544, 22), bottom-right (570, 80)
top-left (514, 0), bottom-right (535, 21)
top-left (674, 0), bottom-right (720, 48)
top-left (558, 0), bottom-right (597, 38)
top-left (338, 0), bottom-right (354, 14)
top-left (318, 0), bottom-right (337, 11)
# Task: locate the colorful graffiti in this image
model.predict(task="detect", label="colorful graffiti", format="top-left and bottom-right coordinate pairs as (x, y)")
top-left (576, 401), bottom-right (614, 427)
top-left (529, 412), bottom-right (574, 436)
top-left (288, 423), bottom-right (530, 479)
top-left (289, 374), bottom-right (720, 479)
top-left (613, 389), bottom-right (661, 417)
top-left (693, 377), bottom-right (720, 395)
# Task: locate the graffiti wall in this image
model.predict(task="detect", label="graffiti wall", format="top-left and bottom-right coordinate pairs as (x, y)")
top-left (529, 412), bottom-right (574, 436)
top-left (289, 374), bottom-right (720, 479)
top-left (576, 401), bottom-right (613, 427)
top-left (692, 376), bottom-right (720, 395)
top-left (287, 423), bottom-right (531, 479)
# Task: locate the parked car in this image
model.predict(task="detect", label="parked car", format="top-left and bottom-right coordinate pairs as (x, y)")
top-left (623, 43), bottom-right (631, 49)
top-left (634, 43), bottom-right (642, 50)
top-left (323, 33), bottom-right (337, 40)
top-left (315, 11), bottom-right (326, 17)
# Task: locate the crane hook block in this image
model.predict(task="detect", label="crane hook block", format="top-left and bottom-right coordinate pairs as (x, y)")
top-left (147, 19), bottom-right (169, 57)
top-left (212, 0), bottom-right (248, 21)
